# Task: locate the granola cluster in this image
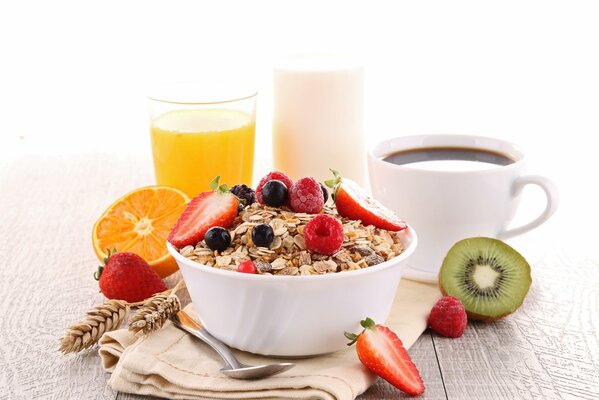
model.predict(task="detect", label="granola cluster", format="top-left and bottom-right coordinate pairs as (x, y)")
top-left (176, 202), bottom-right (404, 276)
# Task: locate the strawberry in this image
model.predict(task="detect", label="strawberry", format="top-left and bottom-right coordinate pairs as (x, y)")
top-left (345, 318), bottom-right (425, 396)
top-left (326, 170), bottom-right (407, 231)
top-left (94, 249), bottom-right (167, 303)
top-left (168, 177), bottom-right (239, 247)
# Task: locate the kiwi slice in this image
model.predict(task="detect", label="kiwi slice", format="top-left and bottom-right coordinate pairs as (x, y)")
top-left (439, 237), bottom-right (531, 321)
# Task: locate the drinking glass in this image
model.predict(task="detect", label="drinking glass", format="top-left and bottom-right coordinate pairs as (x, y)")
top-left (272, 55), bottom-right (365, 185)
top-left (148, 82), bottom-right (257, 197)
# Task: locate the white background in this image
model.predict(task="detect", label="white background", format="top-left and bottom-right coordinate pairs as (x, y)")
top-left (1, 0), bottom-right (598, 254)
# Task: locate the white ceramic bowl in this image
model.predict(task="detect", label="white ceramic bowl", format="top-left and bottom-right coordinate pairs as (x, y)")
top-left (167, 226), bottom-right (417, 357)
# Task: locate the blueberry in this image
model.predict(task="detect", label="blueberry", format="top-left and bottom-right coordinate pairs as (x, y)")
top-left (319, 182), bottom-right (329, 204)
top-left (261, 180), bottom-right (288, 207)
top-left (204, 227), bottom-right (231, 252)
top-left (251, 224), bottom-right (274, 247)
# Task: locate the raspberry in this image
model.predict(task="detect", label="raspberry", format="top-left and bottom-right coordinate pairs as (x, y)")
top-left (428, 296), bottom-right (467, 338)
top-left (289, 177), bottom-right (324, 214)
top-left (256, 172), bottom-right (293, 204)
top-left (304, 214), bottom-right (344, 255)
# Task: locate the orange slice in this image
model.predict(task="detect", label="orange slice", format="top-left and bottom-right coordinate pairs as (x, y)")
top-left (92, 186), bottom-right (189, 277)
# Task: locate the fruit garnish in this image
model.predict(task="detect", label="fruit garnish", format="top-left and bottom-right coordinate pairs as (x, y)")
top-left (261, 180), bottom-right (289, 207)
top-left (238, 260), bottom-right (258, 274)
top-left (251, 223), bottom-right (274, 247)
top-left (439, 237), bottom-right (532, 321)
top-left (256, 171), bottom-right (293, 204)
top-left (94, 249), bottom-right (167, 303)
top-left (92, 185), bottom-right (189, 278)
top-left (428, 296), bottom-right (467, 338)
top-left (230, 184), bottom-right (256, 208)
top-left (325, 170), bottom-right (407, 231)
top-left (304, 214), bottom-right (344, 255)
top-left (204, 226), bottom-right (232, 252)
top-left (167, 177), bottom-right (238, 247)
top-left (345, 318), bottom-right (425, 396)
top-left (289, 177), bottom-right (324, 214)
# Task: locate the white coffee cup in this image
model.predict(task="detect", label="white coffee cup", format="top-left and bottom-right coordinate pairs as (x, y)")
top-left (368, 134), bottom-right (559, 282)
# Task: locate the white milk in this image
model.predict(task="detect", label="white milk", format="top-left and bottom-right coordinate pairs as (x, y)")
top-left (272, 55), bottom-right (365, 185)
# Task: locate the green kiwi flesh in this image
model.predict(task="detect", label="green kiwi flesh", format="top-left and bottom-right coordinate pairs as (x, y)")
top-left (439, 237), bottom-right (531, 321)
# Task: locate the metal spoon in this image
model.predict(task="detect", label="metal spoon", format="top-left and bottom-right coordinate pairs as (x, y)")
top-left (171, 311), bottom-right (294, 379)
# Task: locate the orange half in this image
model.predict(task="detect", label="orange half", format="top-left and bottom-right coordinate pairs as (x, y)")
top-left (92, 186), bottom-right (189, 277)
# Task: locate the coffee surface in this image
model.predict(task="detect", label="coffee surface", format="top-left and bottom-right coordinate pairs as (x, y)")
top-left (383, 147), bottom-right (515, 171)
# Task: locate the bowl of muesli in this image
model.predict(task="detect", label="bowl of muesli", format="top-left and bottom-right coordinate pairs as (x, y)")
top-left (166, 172), bottom-right (417, 356)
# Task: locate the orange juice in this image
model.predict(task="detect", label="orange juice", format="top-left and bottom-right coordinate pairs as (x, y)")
top-left (151, 108), bottom-right (255, 197)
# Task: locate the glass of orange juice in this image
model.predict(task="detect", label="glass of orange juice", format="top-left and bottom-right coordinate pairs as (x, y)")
top-left (148, 82), bottom-right (257, 197)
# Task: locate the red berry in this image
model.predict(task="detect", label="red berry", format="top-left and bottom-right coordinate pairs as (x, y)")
top-left (428, 296), bottom-right (468, 338)
top-left (289, 177), bottom-right (324, 214)
top-left (326, 170), bottom-right (407, 231)
top-left (256, 172), bottom-right (293, 204)
top-left (95, 251), bottom-right (167, 303)
top-left (345, 318), bottom-right (425, 396)
top-left (168, 177), bottom-right (238, 247)
top-left (238, 260), bottom-right (258, 274)
top-left (304, 214), bottom-right (344, 255)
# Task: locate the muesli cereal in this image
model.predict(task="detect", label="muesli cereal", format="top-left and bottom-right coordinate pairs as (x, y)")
top-left (175, 202), bottom-right (404, 276)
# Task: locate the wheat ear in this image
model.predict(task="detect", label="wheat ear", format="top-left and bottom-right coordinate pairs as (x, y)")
top-left (128, 280), bottom-right (185, 335)
top-left (59, 299), bottom-right (129, 354)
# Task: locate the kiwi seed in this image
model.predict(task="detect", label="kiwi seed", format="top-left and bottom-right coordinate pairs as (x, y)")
top-left (438, 237), bottom-right (532, 321)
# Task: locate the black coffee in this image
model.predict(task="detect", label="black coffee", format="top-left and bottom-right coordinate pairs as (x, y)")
top-left (383, 147), bottom-right (515, 171)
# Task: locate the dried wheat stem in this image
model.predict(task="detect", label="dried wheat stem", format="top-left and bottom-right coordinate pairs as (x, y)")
top-left (59, 299), bottom-right (129, 354)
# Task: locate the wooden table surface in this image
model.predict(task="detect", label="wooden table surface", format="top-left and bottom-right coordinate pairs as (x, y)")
top-left (1, 149), bottom-right (598, 400)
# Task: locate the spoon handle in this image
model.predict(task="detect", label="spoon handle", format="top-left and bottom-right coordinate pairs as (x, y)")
top-left (171, 311), bottom-right (243, 370)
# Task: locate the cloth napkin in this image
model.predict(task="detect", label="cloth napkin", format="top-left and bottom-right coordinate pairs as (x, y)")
top-left (99, 279), bottom-right (440, 400)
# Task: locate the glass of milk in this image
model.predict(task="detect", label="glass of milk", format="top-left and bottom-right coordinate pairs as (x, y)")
top-left (272, 55), bottom-right (365, 185)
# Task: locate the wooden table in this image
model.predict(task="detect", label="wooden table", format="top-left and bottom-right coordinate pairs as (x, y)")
top-left (1, 149), bottom-right (598, 399)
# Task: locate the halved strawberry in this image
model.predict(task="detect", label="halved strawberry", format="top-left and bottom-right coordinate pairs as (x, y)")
top-left (325, 170), bottom-right (407, 231)
top-left (167, 177), bottom-right (238, 247)
top-left (345, 318), bottom-right (425, 396)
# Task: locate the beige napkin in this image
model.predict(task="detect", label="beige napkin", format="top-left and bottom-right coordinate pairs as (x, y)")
top-left (99, 280), bottom-right (440, 400)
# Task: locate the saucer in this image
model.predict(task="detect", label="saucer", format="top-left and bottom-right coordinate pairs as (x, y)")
top-left (402, 266), bottom-right (438, 283)
top-left (401, 231), bottom-right (551, 284)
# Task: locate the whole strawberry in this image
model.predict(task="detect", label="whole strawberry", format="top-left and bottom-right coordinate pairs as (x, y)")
top-left (94, 249), bottom-right (167, 303)
top-left (345, 318), bottom-right (425, 396)
top-left (428, 296), bottom-right (467, 338)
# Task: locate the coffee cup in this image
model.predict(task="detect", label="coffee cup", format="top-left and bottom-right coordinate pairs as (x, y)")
top-left (368, 134), bottom-right (559, 281)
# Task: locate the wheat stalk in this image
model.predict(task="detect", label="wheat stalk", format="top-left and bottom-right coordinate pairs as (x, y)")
top-left (128, 281), bottom-right (185, 335)
top-left (59, 281), bottom-right (186, 354)
top-left (59, 299), bottom-right (129, 354)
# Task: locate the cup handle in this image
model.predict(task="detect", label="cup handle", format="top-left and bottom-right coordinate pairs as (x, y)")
top-left (497, 175), bottom-right (559, 240)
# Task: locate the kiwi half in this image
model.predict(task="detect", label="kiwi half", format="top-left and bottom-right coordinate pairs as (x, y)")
top-left (439, 237), bottom-right (531, 321)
